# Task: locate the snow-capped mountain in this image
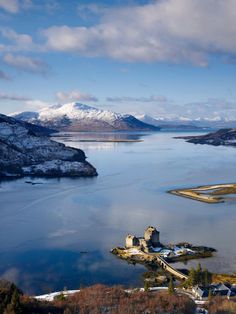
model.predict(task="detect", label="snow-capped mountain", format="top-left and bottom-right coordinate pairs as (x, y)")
top-left (0, 114), bottom-right (97, 177)
top-left (12, 103), bottom-right (160, 132)
top-left (135, 114), bottom-right (203, 130)
top-left (135, 114), bottom-right (236, 129)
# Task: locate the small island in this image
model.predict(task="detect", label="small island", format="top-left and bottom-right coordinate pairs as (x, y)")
top-left (111, 226), bottom-right (216, 281)
top-left (168, 183), bottom-right (236, 203)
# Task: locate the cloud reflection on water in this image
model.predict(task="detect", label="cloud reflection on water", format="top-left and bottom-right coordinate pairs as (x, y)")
top-left (0, 131), bottom-right (236, 293)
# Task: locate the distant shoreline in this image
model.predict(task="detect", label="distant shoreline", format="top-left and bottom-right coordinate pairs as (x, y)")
top-left (74, 139), bottom-right (143, 143)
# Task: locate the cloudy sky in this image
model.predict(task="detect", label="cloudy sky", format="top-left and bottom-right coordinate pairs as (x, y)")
top-left (0, 0), bottom-right (236, 120)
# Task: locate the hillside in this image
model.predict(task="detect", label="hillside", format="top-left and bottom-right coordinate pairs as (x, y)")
top-left (0, 114), bottom-right (97, 177)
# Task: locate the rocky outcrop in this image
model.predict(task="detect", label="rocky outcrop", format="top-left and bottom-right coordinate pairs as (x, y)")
top-left (0, 114), bottom-right (56, 136)
top-left (0, 114), bottom-right (97, 177)
top-left (175, 128), bottom-right (236, 147)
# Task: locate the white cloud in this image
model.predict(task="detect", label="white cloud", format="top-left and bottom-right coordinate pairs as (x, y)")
top-left (56, 90), bottom-right (98, 103)
top-left (0, 0), bottom-right (19, 13)
top-left (21, 0), bottom-right (59, 13)
top-left (0, 27), bottom-right (33, 50)
top-left (107, 95), bottom-right (167, 103)
top-left (0, 91), bottom-right (30, 101)
top-left (176, 99), bottom-right (236, 121)
top-left (0, 28), bottom-right (36, 53)
top-left (77, 3), bottom-right (107, 20)
top-left (42, 0), bottom-right (236, 66)
top-left (0, 69), bottom-right (11, 80)
top-left (3, 53), bottom-right (50, 74)
top-left (0, 0), bottom-right (58, 14)
top-left (25, 99), bottom-right (50, 109)
top-left (128, 98), bottom-right (236, 121)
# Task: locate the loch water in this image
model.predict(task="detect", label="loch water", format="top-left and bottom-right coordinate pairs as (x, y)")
top-left (0, 131), bottom-right (236, 294)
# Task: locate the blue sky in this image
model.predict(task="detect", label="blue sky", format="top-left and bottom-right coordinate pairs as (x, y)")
top-left (0, 0), bottom-right (236, 120)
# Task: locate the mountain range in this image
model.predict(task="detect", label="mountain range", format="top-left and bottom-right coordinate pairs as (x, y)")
top-left (136, 114), bottom-right (236, 129)
top-left (12, 103), bottom-right (160, 132)
top-left (135, 114), bottom-right (204, 130)
top-left (12, 103), bottom-right (236, 132)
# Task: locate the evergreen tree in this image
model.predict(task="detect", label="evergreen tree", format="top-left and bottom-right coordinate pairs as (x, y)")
top-left (188, 268), bottom-right (198, 287)
top-left (0, 282), bottom-right (22, 314)
top-left (144, 280), bottom-right (150, 292)
top-left (196, 263), bottom-right (202, 284)
top-left (168, 276), bottom-right (175, 295)
top-left (10, 288), bottom-right (21, 314)
top-left (203, 268), bottom-right (212, 287)
top-left (196, 263), bottom-right (202, 273)
top-left (185, 265), bottom-right (212, 288)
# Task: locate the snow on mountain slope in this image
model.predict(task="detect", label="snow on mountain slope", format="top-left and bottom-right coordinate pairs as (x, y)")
top-left (12, 103), bottom-right (160, 131)
top-left (40, 103), bottom-right (121, 122)
top-left (13, 111), bottom-right (40, 121)
top-left (0, 114), bottom-right (97, 177)
top-left (135, 113), bottom-right (236, 129)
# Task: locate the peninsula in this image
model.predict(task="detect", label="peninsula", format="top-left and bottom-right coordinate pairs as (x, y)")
top-left (175, 128), bottom-right (236, 147)
top-left (0, 114), bottom-right (97, 178)
top-left (168, 183), bottom-right (236, 203)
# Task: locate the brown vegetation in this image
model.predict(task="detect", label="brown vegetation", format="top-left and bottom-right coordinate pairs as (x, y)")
top-left (21, 284), bottom-right (196, 314)
top-left (208, 296), bottom-right (236, 314)
top-left (0, 279), bottom-right (22, 314)
top-left (212, 273), bottom-right (236, 285)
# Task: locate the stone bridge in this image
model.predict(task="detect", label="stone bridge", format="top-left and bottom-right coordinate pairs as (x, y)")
top-left (154, 254), bottom-right (188, 281)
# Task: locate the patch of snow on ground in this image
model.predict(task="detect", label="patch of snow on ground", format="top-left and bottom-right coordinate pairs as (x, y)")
top-left (151, 246), bottom-right (162, 252)
top-left (35, 290), bottom-right (80, 302)
top-left (22, 160), bottom-right (92, 175)
top-left (127, 248), bottom-right (142, 254)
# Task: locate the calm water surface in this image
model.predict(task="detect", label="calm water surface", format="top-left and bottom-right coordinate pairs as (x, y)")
top-left (0, 131), bottom-right (236, 294)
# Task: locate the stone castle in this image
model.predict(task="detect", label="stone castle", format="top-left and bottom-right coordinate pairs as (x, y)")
top-left (125, 226), bottom-right (161, 253)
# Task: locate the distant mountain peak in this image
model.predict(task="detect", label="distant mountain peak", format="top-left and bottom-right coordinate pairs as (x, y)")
top-left (52, 102), bottom-right (99, 112)
top-left (12, 103), bottom-right (160, 132)
top-left (135, 113), bottom-right (236, 129)
top-left (70, 102), bottom-right (99, 111)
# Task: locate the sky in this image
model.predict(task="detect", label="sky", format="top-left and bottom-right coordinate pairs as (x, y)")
top-left (0, 0), bottom-right (236, 120)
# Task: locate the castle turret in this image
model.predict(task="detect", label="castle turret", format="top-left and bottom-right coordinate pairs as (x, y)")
top-left (144, 226), bottom-right (160, 247)
top-left (125, 234), bottom-right (140, 248)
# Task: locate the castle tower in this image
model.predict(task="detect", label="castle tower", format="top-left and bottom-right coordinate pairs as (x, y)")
top-left (125, 234), bottom-right (140, 248)
top-left (144, 226), bottom-right (160, 247)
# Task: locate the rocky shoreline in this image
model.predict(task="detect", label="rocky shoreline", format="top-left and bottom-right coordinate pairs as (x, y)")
top-left (175, 128), bottom-right (236, 147)
top-left (111, 245), bottom-right (215, 269)
top-left (0, 114), bottom-right (97, 178)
